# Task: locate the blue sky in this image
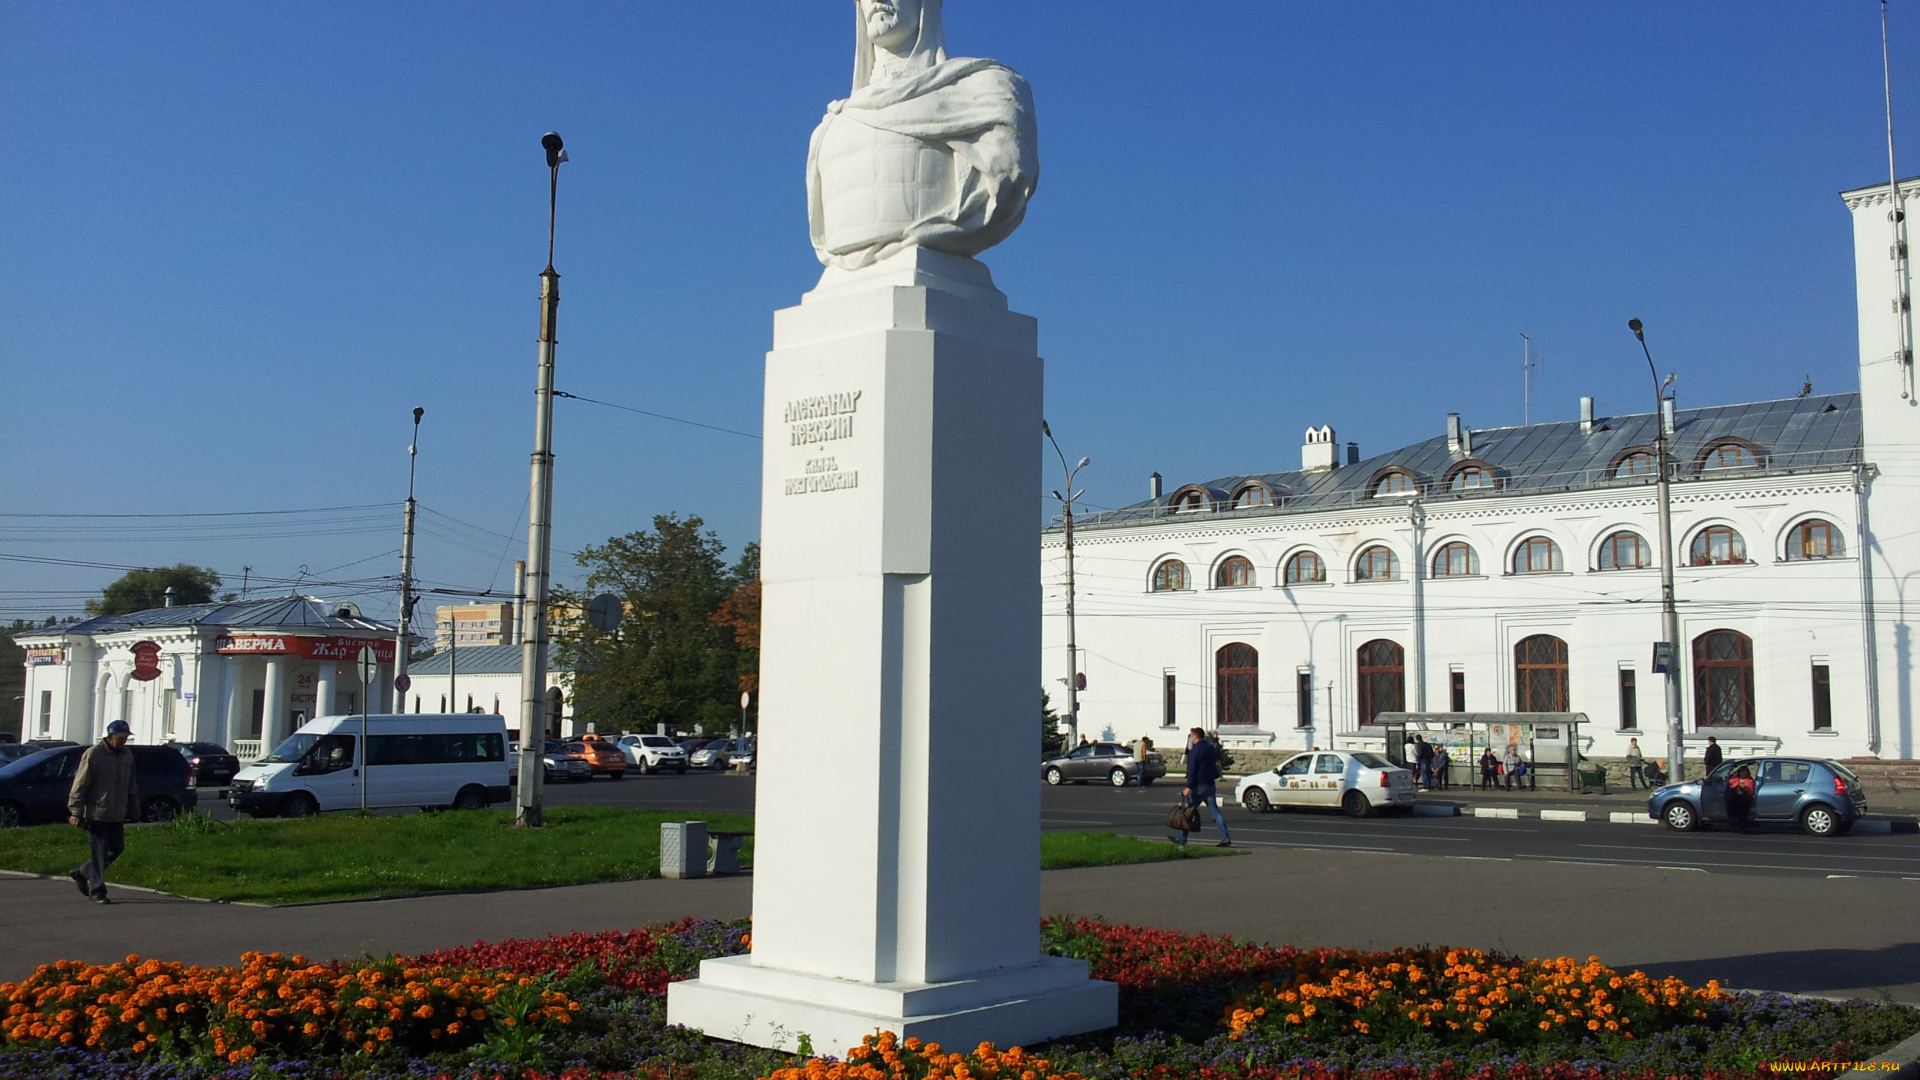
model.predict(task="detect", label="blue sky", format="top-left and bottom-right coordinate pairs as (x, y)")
top-left (4, 2), bottom-right (1918, 625)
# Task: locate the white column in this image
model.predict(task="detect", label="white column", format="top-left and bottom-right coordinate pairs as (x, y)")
top-left (221, 656), bottom-right (243, 748)
top-left (667, 249), bottom-right (1114, 1052)
top-left (262, 656), bottom-right (287, 751)
top-left (314, 665), bottom-right (335, 720)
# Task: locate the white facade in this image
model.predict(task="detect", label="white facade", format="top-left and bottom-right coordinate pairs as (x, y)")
top-left (1043, 179), bottom-right (1920, 767)
top-left (402, 643), bottom-right (576, 740)
top-left (15, 596), bottom-right (398, 759)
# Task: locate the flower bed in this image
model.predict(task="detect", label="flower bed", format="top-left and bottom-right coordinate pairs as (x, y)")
top-left (0, 917), bottom-right (1911, 1080)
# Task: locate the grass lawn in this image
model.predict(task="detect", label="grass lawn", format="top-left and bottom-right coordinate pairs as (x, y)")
top-left (0, 812), bottom-right (1225, 905)
top-left (0, 807), bottom-right (754, 905)
top-left (1039, 830), bottom-right (1238, 870)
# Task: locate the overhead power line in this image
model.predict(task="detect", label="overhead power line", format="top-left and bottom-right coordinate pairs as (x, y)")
top-left (554, 390), bottom-right (761, 440)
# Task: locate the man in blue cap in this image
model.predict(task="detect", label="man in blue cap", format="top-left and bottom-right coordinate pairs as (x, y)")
top-left (67, 719), bottom-right (139, 904)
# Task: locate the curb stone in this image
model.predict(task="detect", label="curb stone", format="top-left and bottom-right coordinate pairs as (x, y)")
top-left (1539, 809), bottom-right (1587, 822)
top-left (1472, 807), bottom-right (1520, 819)
top-left (1609, 811), bottom-right (1659, 824)
top-left (1847, 1024), bottom-right (1920, 1075)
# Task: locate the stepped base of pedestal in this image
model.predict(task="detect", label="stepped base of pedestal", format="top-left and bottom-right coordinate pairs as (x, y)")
top-left (666, 955), bottom-right (1117, 1054)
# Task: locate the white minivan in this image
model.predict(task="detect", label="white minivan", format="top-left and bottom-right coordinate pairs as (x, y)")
top-left (228, 714), bottom-right (511, 818)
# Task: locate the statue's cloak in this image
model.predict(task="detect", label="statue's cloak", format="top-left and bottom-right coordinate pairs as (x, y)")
top-left (808, 56), bottom-right (1038, 269)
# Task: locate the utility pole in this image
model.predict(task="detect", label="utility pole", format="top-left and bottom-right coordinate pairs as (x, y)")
top-left (1883, 0), bottom-right (1916, 400)
top-left (1042, 421), bottom-right (1089, 746)
top-left (1630, 318), bottom-right (1685, 783)
top-left (517, 131), bottom-right (567, 828)
top-left (396, 407), bottom-right (424, 714)
top-left (1520, 332), bottom-right (1535, 425)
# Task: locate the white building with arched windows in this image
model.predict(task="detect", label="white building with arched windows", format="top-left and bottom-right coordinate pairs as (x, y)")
top-left (1042, 177), bottom-right (1920, 775)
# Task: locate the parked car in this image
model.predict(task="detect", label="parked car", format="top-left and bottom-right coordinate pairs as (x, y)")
top-left (230, 714), bottom-right (510, 818)
top-left (168, 741), bottom-right (241, 788)
top-left (1650, 757), bottom-right (1866, 836)
top-left (689, 738), bottom-right (746, 770)
top-left (678, 736), bottom-right (724, 757)
top-left (615, 734), bottom-right (689, 774)
top-left (569, 737), bottom-right (629, 780)
top-left (1041, 742), bottom-right (1167, 787)
top-left (542, 740), bottom-right (593, 783)
top-left (0, 744), bottom-right (198, 828)
top-left (0, 745), bottom-right (42, 766)
top-left (727, 738), bottom-right (758, 771)
top-left (1235, 750), bottom-right (1417, 818)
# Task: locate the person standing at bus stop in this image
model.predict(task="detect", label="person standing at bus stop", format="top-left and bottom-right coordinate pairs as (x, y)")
top-left (67, 720), bottom-right (140, 905)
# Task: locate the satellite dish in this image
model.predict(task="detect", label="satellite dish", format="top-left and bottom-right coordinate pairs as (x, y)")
top-left (586, 592), bottom-right (624, 634)
top-left (333, 602), bottom-right (362, 619)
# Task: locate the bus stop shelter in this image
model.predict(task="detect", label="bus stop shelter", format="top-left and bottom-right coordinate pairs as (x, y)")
top-left (1372, 713), bottom-right (1588, 791)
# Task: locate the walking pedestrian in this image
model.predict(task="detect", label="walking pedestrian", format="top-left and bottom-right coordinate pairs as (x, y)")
top-left (1625, 738), bottom-right (1646, 790)
top-left (1503, 743), bottom-right (1522, 790)
top-left (1479, 747), bottom-right (1499, 789)
top-left (1175, 726), bottom-right (1231, 848)
top-left (1726, 764), bottom-right (1757, 833)
top-left (67, 720), bottom-right (140, 905)
top-left (1413, 735), bottom-right (1434, 791)
top-left (1702, 737), bottom-right (1722, 774)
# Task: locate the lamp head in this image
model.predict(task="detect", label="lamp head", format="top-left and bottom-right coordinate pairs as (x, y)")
top-left (1041, 419), bottom-right (1053, 438)
top-left (1628, 318), bottom-right (1645, 342)
top-left (1076, 456), bottom-right (1091, 470)
top-left (413, 406), bottom-right (425, 424)
top-left (542, 131), bottom-right (567, 168)
top-left (1051, 490), bottom-right (1063, 501)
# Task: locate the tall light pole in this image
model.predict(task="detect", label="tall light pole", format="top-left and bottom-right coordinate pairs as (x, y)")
top-left (517, 131), bottom-right (567, 828)
top-left (1042, 421), bottom-right (1089, 746)
top-left (1630, 318), bottom-right (1684, 783)
top-left (395, 407), bottom-right (424, 714)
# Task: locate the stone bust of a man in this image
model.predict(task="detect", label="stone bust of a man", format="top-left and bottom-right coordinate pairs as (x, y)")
top-left (807, 0), bottom-right (1038, 271)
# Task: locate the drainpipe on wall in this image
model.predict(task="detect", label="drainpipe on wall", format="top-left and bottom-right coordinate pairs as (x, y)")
top-left (1409, 498), bottom-right (1427, 712)
top-left (1855, 463), bottom-right (1883, 755)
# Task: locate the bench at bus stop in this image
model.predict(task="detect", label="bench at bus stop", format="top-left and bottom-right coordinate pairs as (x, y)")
top-left (660, 821), bottom-right (752, 878)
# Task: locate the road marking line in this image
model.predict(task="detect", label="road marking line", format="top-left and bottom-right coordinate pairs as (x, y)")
top-left (1828, 874), bottom-right (1859, 879)
top-left (1578, 843), bottom-right (1920, 864)
top-left (1657, 866), bottom-right (1708, 873)
top-left (1519, 853), bottom-right (1911, 876)
top-left (1446, 855), bottom-right (1515, 861)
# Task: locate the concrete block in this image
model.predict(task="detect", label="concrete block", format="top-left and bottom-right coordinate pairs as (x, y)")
top-left (1540, 810), bottom-right (1587, 822)
top-left (1473, 807), bottom-right (1520, 819)
top-left (1608, 812), bottom-right (1658, 825)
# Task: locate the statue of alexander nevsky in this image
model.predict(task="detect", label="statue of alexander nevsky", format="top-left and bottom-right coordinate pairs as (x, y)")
top-left (807, 0), bottom-right (1039, 270)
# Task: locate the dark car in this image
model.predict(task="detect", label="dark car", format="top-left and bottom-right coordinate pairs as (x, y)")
top-left (1650, 756), bottom-right (1867, 836)
top-left (0, 745), bottom-right (41, 766)
top-left (168, 741), bottom-right (241, 788)
top-left (1042, 742), bottom-right (1168, 787)
top-left (0, 745), bottom-right (198, 828)
top-left (541, 740), bottom-right (592, 783)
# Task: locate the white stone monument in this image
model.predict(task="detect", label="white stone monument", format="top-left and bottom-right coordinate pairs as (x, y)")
top-left (666, 0), bottom-right (1116, 1054)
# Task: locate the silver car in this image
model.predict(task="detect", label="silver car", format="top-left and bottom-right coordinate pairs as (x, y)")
top-left (1041, 742), bottom-right (1167, 787)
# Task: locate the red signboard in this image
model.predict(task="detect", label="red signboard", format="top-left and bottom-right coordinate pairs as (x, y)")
top-left (129, 640), bottom-right (164, 682)
top-left (215, 635), bottom-right (395, 663)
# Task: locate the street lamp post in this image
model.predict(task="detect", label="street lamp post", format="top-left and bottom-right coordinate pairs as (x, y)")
top-left (1629, 318), bottom-right (1685, 783)
top-left (1042, 421), bottom-right (1089, 746)
top-left (395, 407), bottom-right (424, 714)
top-left (517, 131), bottom-right (567, 828)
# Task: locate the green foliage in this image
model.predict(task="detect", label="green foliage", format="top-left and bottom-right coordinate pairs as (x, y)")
top-left (1042, 689), bottom-right (1068, 759)
top-left (0, 806), bottom-right (753, 905)
top-left (557, 515), bottom-right (756, 734)
top-left (86, 564), bottom-right (222, 616)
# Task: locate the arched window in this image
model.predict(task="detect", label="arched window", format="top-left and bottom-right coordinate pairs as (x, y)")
top-left (1689, 525), bottom-right (1746, 566)
top-left (1693, 629), bottom-right (1755, 727)
top-left (1232, 484), bottom-right (1273, 510)
top-left (1514, 635), bottom-right (1569, 711)
top-left (1356, 639), bottom-right (1404, 726)
top-left (1448, 465), bottom-right (1494, 491)
top-left (1172, 488), bottom-right (1208, 512)
top-left (1373, 471), bottom-right (1417, 497)
top-left (1355, 545), bottom-right (1399, 581)
top-left (1512, 536), bottom-right (1563, 574)
top-left (1701, 442), bottom-right (1758, 471)
top-left (1785, 519), bottom-right (1842, 561)
top-left (1284, 551), bottom-right (1325, 585)
top-left (1613, 451), bottom-right (1656, 479)
top-left (1150, 559), bottom-right (1189, 592)
top-left (1432, 541), bottom-right (1478, 577)
top-left (1597, 531), bottom-right (1650, 570)
top-left (1215, 555), bottom-right (1255, 589)
top-left (1215, 643), bottom-right (1259, 726)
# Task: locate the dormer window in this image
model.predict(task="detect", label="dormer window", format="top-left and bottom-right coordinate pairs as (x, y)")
top-left (1448, 465), bottom-right (1494, 491)
top-left (1613, 451), bottom-right (1656, 479)
top-left (1231, 483), bottom-right (1274, 510)
top-left (1171, 487), bottom-right (1208, 513)
top-left (1700, 441), bottom-right (1759, 471)
top-left (1371, 471), bottom-right (1418, 498)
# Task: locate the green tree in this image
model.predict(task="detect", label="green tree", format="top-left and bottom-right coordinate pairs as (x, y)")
top-left (0, 622), bottom-right (28, 739)
top-left (556, 515), bottom-right (741, 734)
top-left (86, 565), bottom-right (222, 616)
top-left (1042, 689), bottom-right (1067, 759)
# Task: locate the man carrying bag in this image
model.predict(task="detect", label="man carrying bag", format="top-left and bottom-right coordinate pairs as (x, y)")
top-left (1171, 727), bottom-right (1231, 848)
top-left (68, 720), bottom-right (140, 905)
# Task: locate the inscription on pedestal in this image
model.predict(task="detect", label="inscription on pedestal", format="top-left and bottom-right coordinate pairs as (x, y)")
top-left (783, 390), bottom-right (863, 495)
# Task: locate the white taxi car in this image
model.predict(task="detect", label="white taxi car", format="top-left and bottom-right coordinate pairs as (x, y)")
top-left (1234, 750), bottom-right (1416, 817)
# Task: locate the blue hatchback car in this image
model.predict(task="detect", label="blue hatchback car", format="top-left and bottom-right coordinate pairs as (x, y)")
top-left (1649, 757), bottom-right (1866, 836)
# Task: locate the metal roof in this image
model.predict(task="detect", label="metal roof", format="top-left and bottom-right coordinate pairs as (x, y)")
top-left (408, 643), bottom-right (562, 676)
top-left (1067, 393), bottom-right (1862, 532)
top-left (13, 594), bottom-right (396, 639)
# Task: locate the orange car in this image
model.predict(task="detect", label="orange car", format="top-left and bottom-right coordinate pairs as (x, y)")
top-left (570, 737), bottom-right (629, 780)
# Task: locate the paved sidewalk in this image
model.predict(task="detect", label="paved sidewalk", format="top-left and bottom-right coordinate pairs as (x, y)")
top-left (6, 848), bottom-right (1915, 1004)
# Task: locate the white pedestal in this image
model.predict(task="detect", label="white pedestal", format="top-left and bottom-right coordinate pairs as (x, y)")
top-left (665, 247), bottom-right (1116, 1052)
